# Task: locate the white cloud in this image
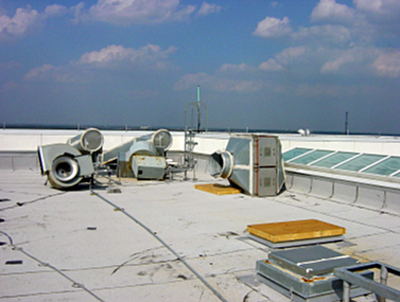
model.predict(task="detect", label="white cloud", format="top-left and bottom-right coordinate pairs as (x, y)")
top-left (321, 53), bottom-right (356, 72)
top-left (354, 0), bottom-right (400, 16)
top-left (84, 0), bottom-right (196, 25)
top-left (219, 63), bottom-right (252, 73)
top-left (23, 64), bottom-right (71, 82)
top-left (373, 50), bottom-right (400, 78)
top-left (311, 0), bottom-right (355, 23)
top-left (0, 4), bottom-right (70, 40)
top-left (259, 59), bottom-right (284, 71)
top-left (259, 47), bottom-right (306, 71)
top-left (78, 44), bottom-right (177, 68)
top-left (253, 16), bottom-right (292, 38)
top-left (0, 6), bottom-right (39, 37)
top-left (24, 44), bottom-right (178, 83)
top-left (354, 0), bottom-right (400, 36)
top-left (318, 47), bottom-right (400, 77)
top-left (175, 73), bottom-right (263, 92)
top-left (44, 4), bottom-right (69, 17)
top-left (197, 2), bottom-right (222, 16)
top-left (292, 25), bottom-right (351, 45)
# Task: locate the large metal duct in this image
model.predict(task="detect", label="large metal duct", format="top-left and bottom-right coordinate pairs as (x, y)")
top-left (135, 129), bottom-right (173, 154)
top-left (37, 143), bottom-right (94, 189)
top-left (208, 134), bottom-right (285, 196)
top-left (67, 128), bottom-right (104, 154)
top-left (100, 129), bottom-right (173, 165)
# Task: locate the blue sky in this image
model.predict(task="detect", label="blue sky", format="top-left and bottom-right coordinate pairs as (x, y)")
top-left (1, 0), bottom-right (399, 134)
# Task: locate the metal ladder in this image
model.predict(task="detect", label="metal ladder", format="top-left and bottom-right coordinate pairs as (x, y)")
top-left (183, 128), bottom-right (197, 179)
top-left (182, 87), bottom-right (208, 180)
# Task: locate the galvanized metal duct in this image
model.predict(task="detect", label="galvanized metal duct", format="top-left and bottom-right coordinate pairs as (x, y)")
top-left (209, 151), bottom-right (233, 179)
top-left (136, 129), bottom-right (173, 154)
top-left (67, 128), bottom-right (104, 154)
top-left (100, 129), bottom-right (172, 165)
top-left (208, 134), bottom-right (285, 197)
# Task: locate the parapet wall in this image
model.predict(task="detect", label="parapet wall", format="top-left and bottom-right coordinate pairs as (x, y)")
top-left (2, 129), bottom-right (400, 171)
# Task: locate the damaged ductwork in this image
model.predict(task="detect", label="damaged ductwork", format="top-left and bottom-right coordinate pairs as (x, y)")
top-left (100, 129), bottom-right (172, 179)
top-left (37, 128), bottom-right (105, 189)
top-left (208, 134), bottom-right (285, 197)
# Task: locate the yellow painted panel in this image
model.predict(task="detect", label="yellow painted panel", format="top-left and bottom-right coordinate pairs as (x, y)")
top-left (247, 219), bottom-right (345, 243)
top-left (194, 183), bottom-right (242, 195)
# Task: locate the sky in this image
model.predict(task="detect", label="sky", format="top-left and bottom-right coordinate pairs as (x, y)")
top-left (0, 0), bottom-right (400, 134)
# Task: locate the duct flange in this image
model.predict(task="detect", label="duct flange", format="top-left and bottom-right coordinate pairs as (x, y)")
top-left (67, 128), bottom-right (104, 154)
top-left (209, 150), bottom-right (234, 179)
top-left (136, 129), bottom-right (173, 155)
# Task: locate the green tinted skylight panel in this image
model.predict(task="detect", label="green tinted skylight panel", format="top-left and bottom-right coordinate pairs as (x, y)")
top-left (283, 148), bottom-right (312, 161)
top-left (291, 150), bottom-right (334, 165)
top-left (335, 154), bottom-right (385, 172)
top-left (363, 157), bottom-right (400, 176)
top-left (311, 151), bottom-right (358, 168)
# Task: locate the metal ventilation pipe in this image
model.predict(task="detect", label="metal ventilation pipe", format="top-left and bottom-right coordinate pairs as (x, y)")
top-left (67, 128), bottom-right (104, 154)
top-left (208, 151), bottom-right (234, 179)
top-left (208, 134), bottom-right (285, 197)
top-left (100, 129), bottom-right (173, 165)
top-left (136, 129), bottom-right (173, 154)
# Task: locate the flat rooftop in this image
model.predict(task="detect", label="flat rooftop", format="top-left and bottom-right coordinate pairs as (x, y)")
top-left (2, 130), bottom-right (400, 301)
top-left (1, 167), bottom-right (400, 301)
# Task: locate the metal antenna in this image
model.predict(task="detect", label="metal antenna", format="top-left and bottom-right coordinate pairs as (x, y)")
top-left (197, 85), bottom-right (201, 133)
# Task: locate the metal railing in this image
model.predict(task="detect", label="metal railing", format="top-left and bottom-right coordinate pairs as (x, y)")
top-left (334, 261), bottom-right (400, 302)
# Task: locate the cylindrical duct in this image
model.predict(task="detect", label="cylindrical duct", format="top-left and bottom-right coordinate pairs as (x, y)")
top-left (136, 129), bottom-right (173, 154)
top-left (208, 151), bottom-right (233, 179)
top-left (151, 129), bottom-right (173, 151)
top-left (67, 128), bottom-right (104, 153)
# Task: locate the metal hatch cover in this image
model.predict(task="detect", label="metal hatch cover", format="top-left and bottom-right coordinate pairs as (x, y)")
top-left (268, 246), bottom-right (358, 278)
top-left (256, 246), bottom-right (373, 301)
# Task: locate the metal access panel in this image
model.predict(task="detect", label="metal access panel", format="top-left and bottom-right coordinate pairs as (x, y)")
top-left (269, 246), bottom-right (358, 279)
top-left (256, 246), bottom-right (373, 301)
top-left (131, 155), bottom-right (167, 180)
top-left (256, 168), bottom-right (277, 196)
top-left (256, 136), bottom-right (279, 167)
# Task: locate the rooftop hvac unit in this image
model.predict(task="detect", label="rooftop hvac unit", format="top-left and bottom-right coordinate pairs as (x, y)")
top-left (118, 141), bottom-right (165, 179)
top-left (37, 143), bottom-right (94, 189)
top-left (37, 128), bottom-right (103, 189)
top-left (131, 155), bottom-right (167, 180)
top-left (208, 134), bottom-right (285, 196)
top-left (67, 128), bottom-right (104, 154)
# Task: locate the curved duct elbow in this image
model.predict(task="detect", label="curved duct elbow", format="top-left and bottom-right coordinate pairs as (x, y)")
top-left (128, 141), bottom-right (157, 158)
top-left (67, 128), bottom-right (104, 154)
